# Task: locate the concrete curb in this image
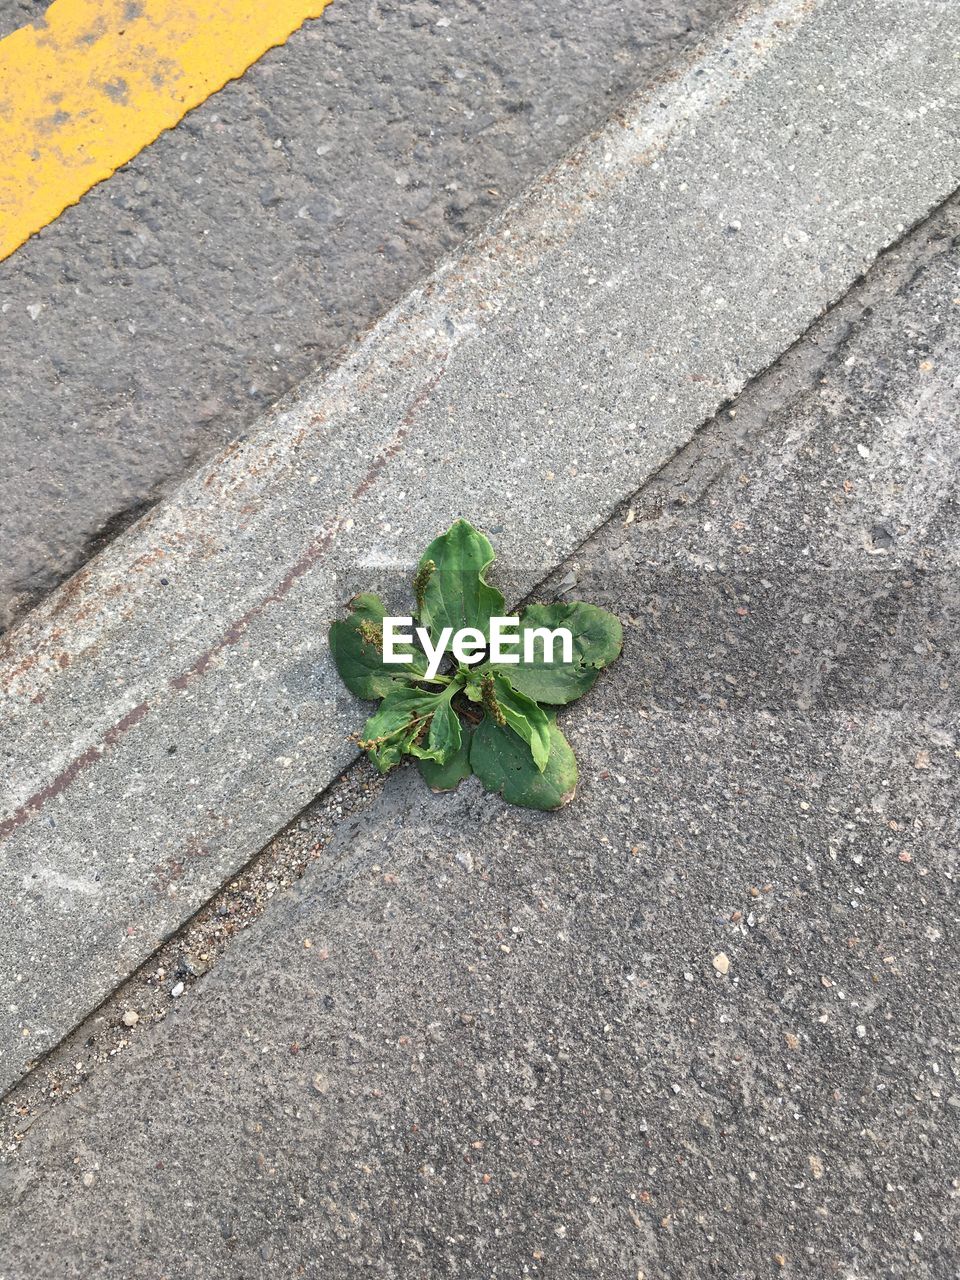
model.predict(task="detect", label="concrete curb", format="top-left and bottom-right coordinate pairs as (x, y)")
top-left (2, 0), bottom-right (959, 1092)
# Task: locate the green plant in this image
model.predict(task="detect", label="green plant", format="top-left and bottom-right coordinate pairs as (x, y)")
top-left (329, 519), bottom-right (622, 810)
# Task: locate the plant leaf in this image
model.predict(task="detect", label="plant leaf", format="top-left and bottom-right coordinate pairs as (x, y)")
top-left (329, 593), bottom-right (427, 700)
top-left (461, 672), bottom-right (484, 703)
top-left (359, 687), bottom-right (444, 773)
top-left (485, 601), bottom-right (622, 704)
top-left (470, 714), bottom-right (578, 811)
top-left (417, 519), bottom-right (505, 653)
top-left (417, 723), bottom-right (474, 792)
top-left (409, 697), bottom-right (462, 765)
top-left (345, 592), bottom-right (385, 624)
top-left (491, 673), bottom-right (550, 771)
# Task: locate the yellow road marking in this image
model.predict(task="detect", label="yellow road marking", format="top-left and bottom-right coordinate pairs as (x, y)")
top-left (0, 0), bottom-right (332, 262)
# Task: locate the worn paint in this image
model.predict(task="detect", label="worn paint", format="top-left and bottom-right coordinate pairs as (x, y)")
top-left (0, 0), bottom-right (333, 261)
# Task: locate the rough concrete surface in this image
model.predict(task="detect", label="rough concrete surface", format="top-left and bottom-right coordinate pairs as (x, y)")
top-left (2, 0), bottom-right (960, 1095)
top-left (0, 0), bottom-right (43, 41)
top-left (1, 200), bottom-right (957, 1277)
top-left (0, 0), bottom-right (741, 630)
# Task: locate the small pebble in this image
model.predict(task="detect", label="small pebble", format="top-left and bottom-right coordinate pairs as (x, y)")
top-left (121, 1010), bottom-right (139, 1028)
top-left (82, 1171), bottom-right (95, 1188)
top-left (712, 952), bottom-right (730, 975)
top-left (170, 982), bottom-right (185, 999)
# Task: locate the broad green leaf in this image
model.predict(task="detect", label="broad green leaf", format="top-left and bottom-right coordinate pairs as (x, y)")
top-left (329, 593), bottom-right (427, 700)
top-left (491, 673), bottom-right (550, 772)
top-left (346, 592), bottom-right (386, 624)
top-left (409, 697), bottom-right (462, 765)
top-left (417, 723), bottom-right (474, 792)
top-left (417, 519), bottom-right (505, 653)
top-left (359, 687), bottom-right (444, 773)
top-left (485, 601), bottom-right (622, 704)
top-left (471, 715), bottom-right (578, 811)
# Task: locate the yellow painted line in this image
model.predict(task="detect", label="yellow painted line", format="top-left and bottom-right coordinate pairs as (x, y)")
top-left (0, 0), bottom-right (332, 262)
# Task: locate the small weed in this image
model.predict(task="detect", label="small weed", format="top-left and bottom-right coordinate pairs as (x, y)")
top-left (329, 519), bottom-right (621, 810)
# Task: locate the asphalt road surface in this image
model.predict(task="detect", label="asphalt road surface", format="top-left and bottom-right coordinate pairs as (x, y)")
top-left (2, 163), bottom-right (957, 1280)
top-left (0, 0), bottom-right (740, 631)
